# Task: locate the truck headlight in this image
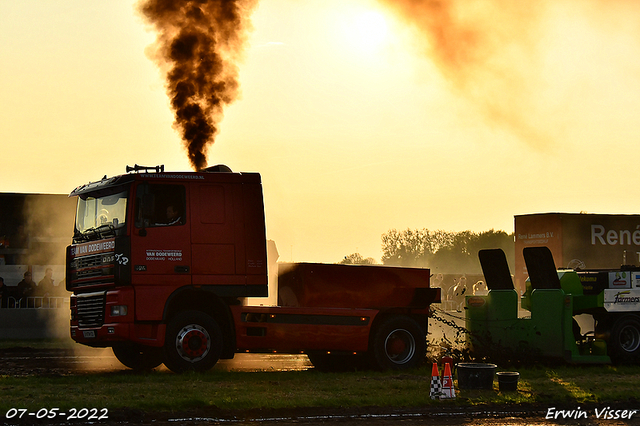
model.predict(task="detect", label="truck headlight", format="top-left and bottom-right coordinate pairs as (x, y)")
top-left (110, 305), bottom-right (128, 316)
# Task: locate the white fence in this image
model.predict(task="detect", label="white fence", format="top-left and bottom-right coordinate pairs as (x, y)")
top-left (4, 296), bottom-right (70, 309)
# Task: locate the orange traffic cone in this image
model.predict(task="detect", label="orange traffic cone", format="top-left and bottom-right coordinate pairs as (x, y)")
top-left (429, 362), bottom-right (443, 400)
top-left (440, 362), bottom-right (456, 399)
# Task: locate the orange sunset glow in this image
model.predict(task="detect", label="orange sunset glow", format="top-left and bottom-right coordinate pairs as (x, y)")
top-left (2, 0), bottom-right (640, 263)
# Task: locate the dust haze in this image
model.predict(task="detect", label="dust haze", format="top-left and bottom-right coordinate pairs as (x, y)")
top-left (23, 196), bottom-right (74, 341)
top-left (378, 0), bottom-right (640, 150)
top-left (0, 195), bottom-right (122, 372)
top-left (22, 195), bottom-right (74, 266)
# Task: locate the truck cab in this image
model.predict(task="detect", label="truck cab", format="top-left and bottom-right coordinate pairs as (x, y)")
top-left (67, 165), bottom-right (267, 370)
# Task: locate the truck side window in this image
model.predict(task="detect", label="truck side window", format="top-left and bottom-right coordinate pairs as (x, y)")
top-left (135, 184), bottom-right (186, 228)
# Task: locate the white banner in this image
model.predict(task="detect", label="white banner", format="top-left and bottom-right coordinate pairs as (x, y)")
top-left (604, 289), bottom-right (640, 312)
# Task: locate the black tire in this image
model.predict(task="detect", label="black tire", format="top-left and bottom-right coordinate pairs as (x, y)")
top-left (163, 310), bottom-right (223, 373)
top-left (369, 316), bottom-right (426, 370)
top-left (609, 315), bottom-right (640, 363)
top-left (307, 351), bottom-right (369, 372)
top-left (112, 344), bottom-right (164, 370)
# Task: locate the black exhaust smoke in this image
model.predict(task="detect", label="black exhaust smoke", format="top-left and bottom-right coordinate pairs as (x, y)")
top-left (138, 0), bottom-right (257, 170)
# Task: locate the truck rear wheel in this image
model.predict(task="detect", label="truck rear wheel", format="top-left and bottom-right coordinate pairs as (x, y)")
top-left (112, 344), bottom-right (164, 370)
top-left (163, 310), bottom-right (223, 373)
top-left (610, 315), bottom-right (640, 363)
top-left (369, 316), bottom-right (425, 370)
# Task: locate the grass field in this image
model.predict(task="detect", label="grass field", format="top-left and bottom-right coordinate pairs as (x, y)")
top-left (0, 341), bottom-right (639, 416)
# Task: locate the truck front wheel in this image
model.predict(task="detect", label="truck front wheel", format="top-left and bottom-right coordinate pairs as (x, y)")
top-left (370, 316), bottom-right (426, 370)
top-left (610, 315), bottom-right (640, 363)
top-left (112, 344), bottom-right (164, 370)
top-left (164, 310), bottom-right (223, 373)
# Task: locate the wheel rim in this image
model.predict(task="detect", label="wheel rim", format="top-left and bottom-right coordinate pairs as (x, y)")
top-left (384, 328), bottom-right (416, 365)
top-left (175, 324), bottom-right (211, 363)
top-left (620, 324), bottom-right (640, 353)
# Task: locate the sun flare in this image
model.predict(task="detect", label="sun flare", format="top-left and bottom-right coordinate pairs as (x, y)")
top-left (343, 10), bottom-right (391, 54)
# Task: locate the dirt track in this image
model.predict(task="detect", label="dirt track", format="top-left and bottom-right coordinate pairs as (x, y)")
top-left (0, 346), bottom-right (315, 376)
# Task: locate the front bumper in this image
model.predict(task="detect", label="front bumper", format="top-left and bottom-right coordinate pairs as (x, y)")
top-left (71, 322), bottom-right (166, 348)
top-left (70, 287), bottom-right (166, 348)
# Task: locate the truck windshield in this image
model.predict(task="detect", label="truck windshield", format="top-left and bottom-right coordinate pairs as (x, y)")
top-left (74, 190), bottom-right (128, 241)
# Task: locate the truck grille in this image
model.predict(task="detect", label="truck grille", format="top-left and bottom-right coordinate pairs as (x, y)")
top-left (75, 253), bottom-right (102, 268)
top-left (69, 251), bottom-right (115, 288)
top-left (76, 293), bottom-right (105, 328)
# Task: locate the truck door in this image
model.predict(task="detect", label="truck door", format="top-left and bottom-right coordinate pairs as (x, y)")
top-left (130, 182), bottom-right (191, 320)
top-left (189, 182), bottom-right (238, 282)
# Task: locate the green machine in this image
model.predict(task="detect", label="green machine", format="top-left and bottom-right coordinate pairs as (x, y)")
top-left (465, 247), bottom-right (623, 363)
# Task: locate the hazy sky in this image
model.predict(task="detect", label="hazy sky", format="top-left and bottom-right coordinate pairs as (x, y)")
top-left (2, 0), bottom-right (640, 263)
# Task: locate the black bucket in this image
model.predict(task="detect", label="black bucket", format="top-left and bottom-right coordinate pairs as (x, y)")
top-left (456, 363), bottom-right (497, 390)
top-left (497, 371), bottom-right (519, 392)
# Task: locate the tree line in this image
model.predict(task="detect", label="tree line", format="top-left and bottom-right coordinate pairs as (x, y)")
top-left (340, 228), bottom-right (515, 274)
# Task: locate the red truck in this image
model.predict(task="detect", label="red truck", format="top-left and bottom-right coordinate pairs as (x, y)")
top-left (66, 165), bottom-right (440, 372)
